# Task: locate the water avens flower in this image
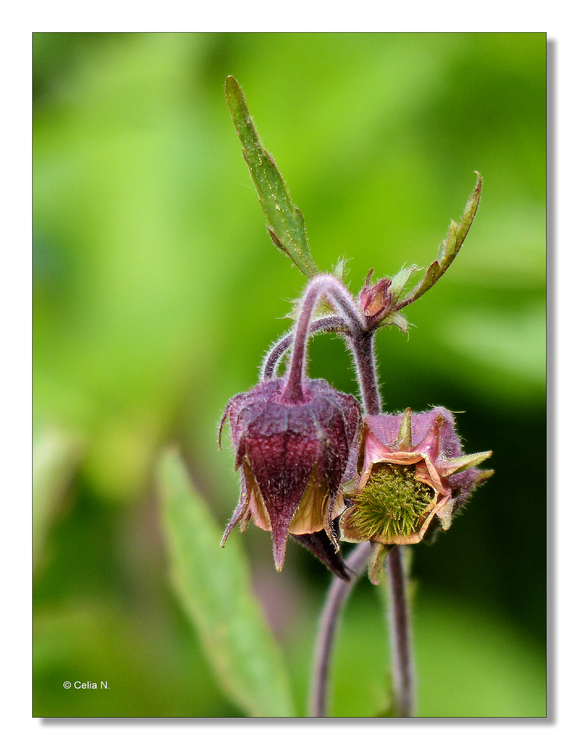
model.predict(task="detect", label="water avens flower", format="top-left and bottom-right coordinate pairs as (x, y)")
top-left (340, 407), bottom-right (493, 546)
top-left (223, 77), bottom-right (492, 716)
top-left (220, 377), bottom-right (362, 572)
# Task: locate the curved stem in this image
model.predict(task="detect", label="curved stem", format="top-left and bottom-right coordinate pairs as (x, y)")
top-left (260, 315), bottom-right (348, 381)
top-left (283, 279), bottom-right (327, 402)
top-left (387, 546), bottom-right (415, 717)
top-left (282, 275), bottom-right (364, 403)
top-left (309, 542), bottom-right (371, 717)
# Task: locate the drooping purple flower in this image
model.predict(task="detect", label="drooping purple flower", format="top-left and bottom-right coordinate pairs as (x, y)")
top-left (220, 377), bottom-right (362, 573)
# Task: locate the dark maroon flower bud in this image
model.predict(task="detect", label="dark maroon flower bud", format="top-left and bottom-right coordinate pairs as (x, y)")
top-left (340, 407), bottom-right (493, 546)
top-left (220, 377), bottom-right (362, 573)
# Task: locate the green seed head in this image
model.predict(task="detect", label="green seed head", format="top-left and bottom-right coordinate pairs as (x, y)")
top-left (348, 464), bottom-right (434, 540)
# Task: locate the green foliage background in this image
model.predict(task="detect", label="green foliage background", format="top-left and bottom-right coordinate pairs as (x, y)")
top-left (33, 32), bottom-right (546, 717)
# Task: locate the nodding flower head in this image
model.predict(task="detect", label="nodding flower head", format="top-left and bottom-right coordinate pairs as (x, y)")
top-left (220, 377), bottom-right (362, 574)
top-left (340, 407), bottom-right (493, 546)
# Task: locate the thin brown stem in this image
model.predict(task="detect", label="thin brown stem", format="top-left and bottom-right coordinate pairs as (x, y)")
top-left (387, 545), bottom-right (415, 717)
top-left (282, 279), bottom-right (324, 402)
top-left (291, 275), bottom-right (413, 717)
top-left (282, 275), bottom-right (364, 403)
top-left (350, 330), bottom-right (382, 415)
top-left (309, 542), bottom-right (371, 717)
top-left (260, 315), bottom-right (348, 381)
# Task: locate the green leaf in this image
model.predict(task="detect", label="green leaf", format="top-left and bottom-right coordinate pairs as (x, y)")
top-left (380, 311), bottom-right (410, 333)
top-left (332, 257), bottom-right (348, 283)
top-left (399, 172), bottom-right (483, 308)
top-left (225, 76), bottom-right (318, 278)
top-left (158, 448), bottom-right (296, 717)
top-left (389, 264), bottom-right (419, 304)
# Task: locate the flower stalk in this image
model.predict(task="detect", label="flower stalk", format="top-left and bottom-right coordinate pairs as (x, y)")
top-left (306, 301), bottom-right (416, 716)
top-left (387, 546), bottom-right (415, 717)
top-left (310, 542), bottom-right (371, 718)
top-left (282, 275), bottom-right (363, 403)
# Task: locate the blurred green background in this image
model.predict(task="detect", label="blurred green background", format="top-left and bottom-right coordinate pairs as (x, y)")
top-left (33, 32), bottom-right (546, 717)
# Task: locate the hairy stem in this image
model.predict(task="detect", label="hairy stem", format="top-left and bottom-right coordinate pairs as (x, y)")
top-left (309, 542), bottom-right (371, 717)
top-left (282, 275), bottom-right (364, 403)
top-left (339, 302), bottom-right (414, 717)
top-left (303, 280), bottom-right (414, 717)
top-left (387, 545), bottom-right (415, 717)
top-left (260, 315), bottom-right (348, 381)
top-left (350, 330), bottom-right (382, 415)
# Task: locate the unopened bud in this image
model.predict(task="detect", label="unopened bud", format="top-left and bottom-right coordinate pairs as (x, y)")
top-left (359, 271), bottom-right (393, 326)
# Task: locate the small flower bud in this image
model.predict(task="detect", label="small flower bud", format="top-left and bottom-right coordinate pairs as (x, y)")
top-left (359, 271), bottom-right (393, 326)
top-left (220, 377), bottom-right (362, 572)
top-left (340, 407), bottom-right (492, 546)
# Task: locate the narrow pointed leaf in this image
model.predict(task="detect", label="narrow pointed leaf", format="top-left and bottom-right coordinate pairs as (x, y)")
top-left (225, 76), bottom-right (317, 278)
top-left (399, 172), bottom-right (483, 308)
top-left (158, 448), bottom-right (296, 717)
top-left (333, 257), bottom-right (347, 283)
top-left (389, 264), bottom-right (419, 303)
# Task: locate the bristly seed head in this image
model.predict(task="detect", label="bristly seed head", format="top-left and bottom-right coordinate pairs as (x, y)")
top-left (348, 464), bottom-right (434, 540)
top-left (340, 407), bottom-right (493, 546)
